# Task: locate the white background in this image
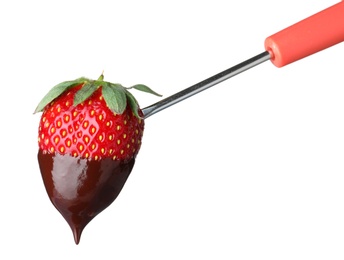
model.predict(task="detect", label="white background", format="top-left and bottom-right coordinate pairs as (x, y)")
top-left (1, 0), bottom-right (344, 259)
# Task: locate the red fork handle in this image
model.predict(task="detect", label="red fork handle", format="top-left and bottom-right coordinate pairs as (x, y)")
top-left (265, 1), bottom-right (344, 68)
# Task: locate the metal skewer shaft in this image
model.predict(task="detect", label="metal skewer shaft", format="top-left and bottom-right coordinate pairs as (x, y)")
top-left (142, 51), bottom-right (271, 119)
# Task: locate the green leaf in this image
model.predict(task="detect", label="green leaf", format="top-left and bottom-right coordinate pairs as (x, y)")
top-left (125, 90), bottom-right (140, 118)
top-left (34, 79), bottom-right (85, 113)
top-left (93, 80), bottom-right (105, 88)
top-left (129, 84), bottom-right (162, 97)
top-left (73, 81), bottom-right (98, 106)
top-left (102, 83), bottom-right (127, 114)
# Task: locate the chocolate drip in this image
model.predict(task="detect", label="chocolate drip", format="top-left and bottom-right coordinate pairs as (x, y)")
top-left (38, 150), bottom-right (135, 244)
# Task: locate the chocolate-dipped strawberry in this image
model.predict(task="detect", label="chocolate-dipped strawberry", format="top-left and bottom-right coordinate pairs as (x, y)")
top-left (35, 74), bottom-right (161, 244)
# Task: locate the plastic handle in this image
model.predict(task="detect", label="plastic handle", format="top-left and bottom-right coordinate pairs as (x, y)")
top-left (264, 1), bottom-right (344, 68)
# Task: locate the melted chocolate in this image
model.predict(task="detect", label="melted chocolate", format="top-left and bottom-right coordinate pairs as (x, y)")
top-left (38, 149), bottom-right (135, 244)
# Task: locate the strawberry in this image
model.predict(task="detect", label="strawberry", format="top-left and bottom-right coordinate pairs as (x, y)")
top-left (35, 74), bottom-right (161, 244)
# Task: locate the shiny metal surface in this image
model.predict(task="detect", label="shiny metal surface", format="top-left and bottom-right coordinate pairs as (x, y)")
top-left (142, 51), bottom-right (271, 118)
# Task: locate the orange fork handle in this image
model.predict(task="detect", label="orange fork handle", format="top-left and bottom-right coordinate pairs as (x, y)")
top-left (264, 1), bottom-right (344, 68)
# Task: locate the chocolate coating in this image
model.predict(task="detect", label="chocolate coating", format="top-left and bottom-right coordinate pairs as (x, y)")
top-left (38, 149), bottom-right (135, 244)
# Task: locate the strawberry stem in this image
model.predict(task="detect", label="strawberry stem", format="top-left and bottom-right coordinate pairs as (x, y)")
top-left (97, 73), bottom-right (104, 81)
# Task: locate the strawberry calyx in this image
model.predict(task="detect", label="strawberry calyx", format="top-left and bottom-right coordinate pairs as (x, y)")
top-left (34, 73), bottom-right (162, 117)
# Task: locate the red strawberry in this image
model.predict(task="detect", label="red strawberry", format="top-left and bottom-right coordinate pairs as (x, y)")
top-left (35, 74), bottom-right (161, 244)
